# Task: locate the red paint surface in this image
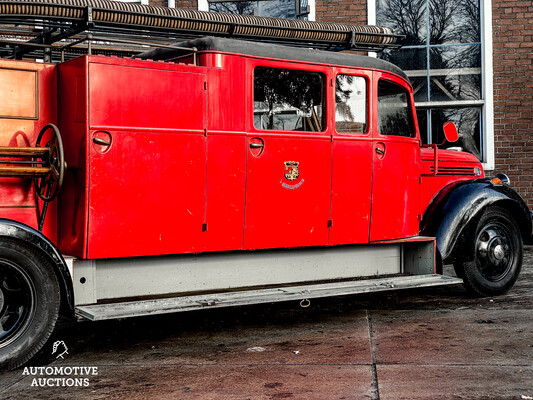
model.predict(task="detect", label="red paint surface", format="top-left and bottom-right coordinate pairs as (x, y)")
top-left (0, 59), bottom-right (57, 241)
top-left (0, 51), bottom-right (484, 260)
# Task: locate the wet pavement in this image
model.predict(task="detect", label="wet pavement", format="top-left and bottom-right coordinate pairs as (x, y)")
top-left (1, 247), bottom-right (532, 399)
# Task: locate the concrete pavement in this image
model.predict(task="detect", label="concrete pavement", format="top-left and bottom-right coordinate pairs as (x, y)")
top-left (1, 247), bottom-right (532, 399)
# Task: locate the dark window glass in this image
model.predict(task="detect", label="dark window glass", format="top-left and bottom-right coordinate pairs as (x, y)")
top-left (210, 0), bottom-right (297, 19)
top-left (378, 80), bottom-right (414, 137)
top-left (429, 0), bottom-right (480, 45)
top-left (376, 0), bottom-right (427, 46)
top-left (429, 44), bottom-right (481, 102)
top-left (376, 0), bottom-right (484, 161)
top-left (417, 107), bottom-right (482, 161)
top-left (254, 67), bottom-right (325, 132)
top-left (335, 75), bottom-right (367, 134)
top-left (380, 47), bottom-right (428, 102)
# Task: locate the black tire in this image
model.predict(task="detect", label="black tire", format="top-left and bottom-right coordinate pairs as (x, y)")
top-left (453, 262), bottom-right (465, 279)
top-left (0, 239), bottom-right (60, 371)
top-left (459, 206), bottom-right (522, 297)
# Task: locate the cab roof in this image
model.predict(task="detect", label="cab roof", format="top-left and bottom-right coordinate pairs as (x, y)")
top-left (139, 36), bottom-right (408, 81)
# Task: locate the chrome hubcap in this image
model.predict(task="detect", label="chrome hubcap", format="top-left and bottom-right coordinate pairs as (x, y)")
top-left (476, 224), bottom-right (513, 282)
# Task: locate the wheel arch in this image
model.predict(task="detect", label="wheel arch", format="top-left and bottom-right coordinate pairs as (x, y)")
top-left (421, 180), bottom-right (532, 264)
top-left (0, 218), bottom-right (74, 317)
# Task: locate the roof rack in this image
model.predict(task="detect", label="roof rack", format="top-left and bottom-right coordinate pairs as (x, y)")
top-left (0, 0), bottom-right (404, 62)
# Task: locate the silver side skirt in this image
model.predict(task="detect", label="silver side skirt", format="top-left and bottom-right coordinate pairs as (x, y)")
top-left (76, 274), bottom-right (463, 321)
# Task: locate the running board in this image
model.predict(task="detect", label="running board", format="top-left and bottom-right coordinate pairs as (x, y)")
top-left (76, 275), bottom-right (463, 321)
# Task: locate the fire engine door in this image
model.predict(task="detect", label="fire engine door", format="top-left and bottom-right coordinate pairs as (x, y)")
top-left (329, 70), bottom-right (373, 245)
top-left (244, 63), bottom-right (331, 250)
top-left (369, 73), bottom-right (421, 241)
top-left (87, 62), bottom-right (207, 258)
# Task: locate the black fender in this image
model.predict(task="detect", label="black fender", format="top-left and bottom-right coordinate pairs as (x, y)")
top-left (0, 218), bottom-right (74, 316)
top-left (421, 179), bottom-right (532, 264)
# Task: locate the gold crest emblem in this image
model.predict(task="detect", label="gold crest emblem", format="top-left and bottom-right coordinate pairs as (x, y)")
top-left (284, 161), bottom-right (300, 181)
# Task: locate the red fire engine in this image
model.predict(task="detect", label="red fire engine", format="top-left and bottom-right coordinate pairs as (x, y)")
top-left (0, 0), bottom-right (531, 371)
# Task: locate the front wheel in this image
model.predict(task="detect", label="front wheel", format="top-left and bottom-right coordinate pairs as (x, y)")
top-left (0, 239), bottom-right (60, 371)
top-left (457, 206), bottom-right (523, 297)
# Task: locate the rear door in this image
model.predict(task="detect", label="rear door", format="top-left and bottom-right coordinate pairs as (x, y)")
top-left (87, 60), bottom-right (207, 258)
top-left (369, 72), bottom-right (421, 241)
top-left (244, 61), bottom-right (331, 250)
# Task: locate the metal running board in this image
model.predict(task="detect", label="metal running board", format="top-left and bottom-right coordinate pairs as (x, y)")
top-left (75, 275), bottom-right (463, 321)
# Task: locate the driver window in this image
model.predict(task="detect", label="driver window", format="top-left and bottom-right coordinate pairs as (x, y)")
top-left (377, 80), bottom-right (415, 137)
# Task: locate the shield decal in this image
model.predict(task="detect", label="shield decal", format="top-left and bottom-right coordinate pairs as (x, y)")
top-left (284, 161), bottom-right (300, 181)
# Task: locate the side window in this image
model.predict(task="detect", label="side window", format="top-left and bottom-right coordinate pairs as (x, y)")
top-left (377, 80), bottom-right (415, 137)
top-left (254, 66), bottom-right (325, 132)
top-left (335, 75), bottom-right (367, 134)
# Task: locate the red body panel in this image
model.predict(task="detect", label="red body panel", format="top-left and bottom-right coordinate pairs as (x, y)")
top-left (243, 59), bottom-right (331, 250)
top-left (1, 49), bottom-right (484, 260)
top-left (0, 59), bottom-right (57, 241)
top-left (369, 72), bottom-right (421, 241)
top-left (203, 56), bottom-right (247, 252)
top-left (329, 69), bottom-right (373, 245)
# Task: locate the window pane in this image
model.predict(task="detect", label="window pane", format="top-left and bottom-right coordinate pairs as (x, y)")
top-left (429, 0), bottom-right (480, 45)
top-left (254, 67), bottom-right (325, 132)
top-left (335, 75), bottom-right (367, 134)
top-left (417, 109), bottom-right (429, 144)
top-left (378, 80), bottom-right (415, 137)
top-left (209, 0), bottom-right (296, 18)
top-left (429, 45), bottom-right (481, 101)
top-left (431, 108), bottom-right (481, 160)
top-left (209, 1), bottom-right (254, 15)
top-left (381, 47), bottom-right (428, 102)
top-left (376, 0), bottom-right (427, 46)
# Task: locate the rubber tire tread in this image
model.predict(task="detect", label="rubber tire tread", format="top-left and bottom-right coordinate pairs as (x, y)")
top-left (462, 206), bottom-right (523, 297)
top-left (0, 239), bottom-right (60, 372)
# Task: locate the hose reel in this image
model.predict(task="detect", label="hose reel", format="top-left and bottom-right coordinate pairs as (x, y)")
top-left (0, 123), bottom-right (66, 231)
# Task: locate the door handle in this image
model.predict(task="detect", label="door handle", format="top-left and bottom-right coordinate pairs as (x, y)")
top-left (375, 147), bottom-right (385, 156)
top-left (250, 142), bottom-right (264, 149)
top-left (93, 137), bottom-right (111, 146)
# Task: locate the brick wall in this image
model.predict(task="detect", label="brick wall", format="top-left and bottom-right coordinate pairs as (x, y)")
top-left (149, 0), bottom-right (197, 9)
top-left (492, 1), bottom-right (533, 207)
top-left (316, 0), bottom-right (366, 25)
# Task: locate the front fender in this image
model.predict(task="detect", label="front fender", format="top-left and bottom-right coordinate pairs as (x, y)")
top-left (0, 219), bottom-right (74, 315)
top-left (421, 180), bottom-right (532, 263)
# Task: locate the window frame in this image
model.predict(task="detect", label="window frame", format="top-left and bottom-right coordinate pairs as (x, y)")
top-left (367, 0), bottom-right (494, 169)
top-left (115, 0), bottom-right (149, 5)
top-left (251, 64), bottom-right (327, 133)
top-left (334, 73), bottom-right (370, 135)
top-left (377, 78), bottom-right (416, 138)
top-left (247, 59), bottom-right (330, 136)
top-left (198, 0), bottom-right (316, 21)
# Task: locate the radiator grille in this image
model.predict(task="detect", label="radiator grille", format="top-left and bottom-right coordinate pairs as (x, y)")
top-left (430, 166), bottom-right (475, 176)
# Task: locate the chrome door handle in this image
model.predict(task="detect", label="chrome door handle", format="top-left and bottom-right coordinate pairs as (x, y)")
top-left (250, 143), bottom-right (264, 149)
top-left (375, 147), bottom-right (385, 156)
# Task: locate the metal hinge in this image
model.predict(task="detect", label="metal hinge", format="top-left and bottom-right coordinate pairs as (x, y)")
top-left (204, 81), bottom-right (207, 90)
top-left (327, 219), bottom-right (333, 228)
top-left (202, 223), bottom-right (208, 232)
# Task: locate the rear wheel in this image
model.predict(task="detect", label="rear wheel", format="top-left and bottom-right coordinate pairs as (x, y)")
top-left (0, 239), bottom-right (60, 371)
top-left (457, 206), bottom-right (522, 297)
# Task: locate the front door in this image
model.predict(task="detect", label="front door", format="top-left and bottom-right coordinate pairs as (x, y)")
top-left (329, 69), bottom-right (373, 245)
top-left (370, 73), bottom-right (421, 242)
top-left (244, 62), bottom-right (331, 250)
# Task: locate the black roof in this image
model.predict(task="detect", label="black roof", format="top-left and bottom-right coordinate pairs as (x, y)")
top-left (139, 36), bottom-right (408, 81)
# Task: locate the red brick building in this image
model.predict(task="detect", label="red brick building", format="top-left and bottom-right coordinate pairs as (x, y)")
top-left (135, 0), bottom-right (533, 207)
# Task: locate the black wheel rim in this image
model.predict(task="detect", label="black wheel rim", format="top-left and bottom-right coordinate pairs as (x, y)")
top-left (475, 221), bottom-right (515, 282)
top-left (0, 259), bottom-right (35, 348)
